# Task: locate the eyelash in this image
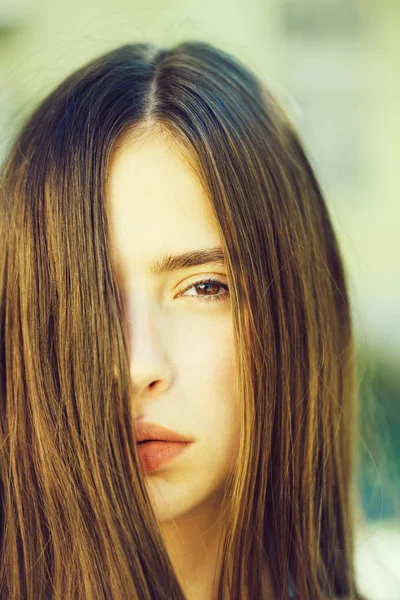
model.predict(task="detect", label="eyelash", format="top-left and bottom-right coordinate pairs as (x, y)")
top-left (179, 277), bottom-right (230, 303)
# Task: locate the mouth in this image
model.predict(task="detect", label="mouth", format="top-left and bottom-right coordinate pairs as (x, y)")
top-left (138, 439), bottom-right (171, 444)
top-left (133, 419), bottom-right (193, 444)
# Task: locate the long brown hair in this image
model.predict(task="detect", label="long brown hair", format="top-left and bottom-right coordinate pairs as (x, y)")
top-left (0, 40), bottom-right (368, 599)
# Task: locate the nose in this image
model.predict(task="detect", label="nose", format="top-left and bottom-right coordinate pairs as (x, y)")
top-left (123, 294), bottom-right (173, 402)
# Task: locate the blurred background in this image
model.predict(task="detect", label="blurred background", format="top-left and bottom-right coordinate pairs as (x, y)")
top-left (0, 0), bottom-right (399, 597)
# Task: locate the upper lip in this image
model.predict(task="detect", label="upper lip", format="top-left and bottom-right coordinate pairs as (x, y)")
top-left (134, 420), bottom-right (193, 443)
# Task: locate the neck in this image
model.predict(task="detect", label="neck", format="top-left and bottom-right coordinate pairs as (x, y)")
top-left (158, 487), bottom-right (275, 599)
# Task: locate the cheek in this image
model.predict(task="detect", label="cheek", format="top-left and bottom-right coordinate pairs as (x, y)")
top-left (175, 313), bottom-right (240, 435)
top-left (176, 311), bottom-right (236, 384)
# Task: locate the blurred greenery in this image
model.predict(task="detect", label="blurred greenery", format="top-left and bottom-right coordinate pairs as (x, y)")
top-left (357, 347), bottom-right (400, 522)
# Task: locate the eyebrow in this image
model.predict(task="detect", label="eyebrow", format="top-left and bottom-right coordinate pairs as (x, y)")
top-left (149, 246), bottom-right (226, 275)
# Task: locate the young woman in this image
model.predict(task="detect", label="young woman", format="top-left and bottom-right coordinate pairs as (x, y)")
top-left (0, 40), bottom-right (369, 599)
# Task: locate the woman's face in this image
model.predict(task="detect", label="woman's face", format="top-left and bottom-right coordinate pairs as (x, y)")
top-left (108, 128), bottom-right (241, 523)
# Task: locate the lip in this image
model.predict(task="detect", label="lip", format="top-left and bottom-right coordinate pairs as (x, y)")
top-left (133, 419), bottom-right (193, 443)
top-left (136, 440), bottom-right (193, 473)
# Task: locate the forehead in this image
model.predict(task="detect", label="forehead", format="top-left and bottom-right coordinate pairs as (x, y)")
top-left (107, 131), bottom-right (221, 273)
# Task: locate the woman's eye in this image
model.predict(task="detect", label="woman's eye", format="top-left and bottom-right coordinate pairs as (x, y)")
top-left (179, 277), bottom-right (230, 303)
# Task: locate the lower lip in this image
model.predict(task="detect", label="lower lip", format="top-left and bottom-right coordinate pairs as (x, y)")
top-left (137, 441), bottom-right (193, 473)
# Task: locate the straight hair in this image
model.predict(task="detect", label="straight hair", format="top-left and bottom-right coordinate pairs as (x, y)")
top-left (0, 40), bottom-right (368, 599)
